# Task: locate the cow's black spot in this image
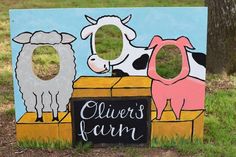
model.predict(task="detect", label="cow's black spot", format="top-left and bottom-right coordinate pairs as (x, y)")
top-left (192, 53), bottom-right (206, 68)
top-left (132, 54), bottom-right (149, 70)
top-left (112, 69), bottom-right (129, 77)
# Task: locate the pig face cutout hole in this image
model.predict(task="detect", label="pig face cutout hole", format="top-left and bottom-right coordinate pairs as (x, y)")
top-left (32, 46), bottom-right (60, 80)
top-left (155, 45), bottom-right (182, 79)
top-left (95, 25), bottom-right (123, 60)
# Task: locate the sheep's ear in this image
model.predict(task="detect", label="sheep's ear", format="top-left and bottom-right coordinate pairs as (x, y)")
top-left (122, 14), bottom-right (132, 24)
top-left (147, 35), bottom-right (163, 49)
top-left (85, 15), bottom-right (97, 24)
top-left (61, 33), bottom-right (76, 44)
top-left (178, 36), bottom-right (195, 50)
top-left (13, 32), bottom-right (32, 44)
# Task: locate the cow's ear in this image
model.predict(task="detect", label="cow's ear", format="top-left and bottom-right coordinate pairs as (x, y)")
top-left (61, 33), bottom-right (76, 44)
top-left (81, 25), bottom-right (95, 39)
top-left (123, 26), bottom-right (136, 41)
top-left (177, 36), bottom-right (195, 50)
top-left (148, 35), bottom-right (163, 49)
top-left (13, 32), bottom-right (32, 44)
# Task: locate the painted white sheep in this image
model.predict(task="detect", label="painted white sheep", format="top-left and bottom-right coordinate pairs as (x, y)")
top-left (13, 30), bottom-right (76, 122)
top-left (81, 15), bottom-right (206, 80)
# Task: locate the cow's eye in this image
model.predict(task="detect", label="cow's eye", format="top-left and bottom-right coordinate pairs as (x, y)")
top-left (155, 45), bottom-right (182, 79)
top-left (95, 25), bottom-right (123, 60)
top-left (32, 46), bottom-right (60, 80)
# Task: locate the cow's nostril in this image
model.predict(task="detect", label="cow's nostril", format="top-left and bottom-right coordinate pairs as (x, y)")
top-left (104, 64), bottom-right (107, 69)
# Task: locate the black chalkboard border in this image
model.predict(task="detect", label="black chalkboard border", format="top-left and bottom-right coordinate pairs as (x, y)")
top-left (70, 96), bottom-right (151, 148)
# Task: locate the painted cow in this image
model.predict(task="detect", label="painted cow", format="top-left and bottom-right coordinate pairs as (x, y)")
top-left (147, 35), bottom-right (205, 120)
top-left (81, 15), bottom-right (206, 80)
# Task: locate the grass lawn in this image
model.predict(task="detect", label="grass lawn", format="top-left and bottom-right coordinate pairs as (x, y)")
top-left (1, 0), bottom-right (236, 156)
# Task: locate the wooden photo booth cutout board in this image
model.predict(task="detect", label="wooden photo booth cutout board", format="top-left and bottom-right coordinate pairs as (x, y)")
top-left (10, 8), bottom-right (207, 146)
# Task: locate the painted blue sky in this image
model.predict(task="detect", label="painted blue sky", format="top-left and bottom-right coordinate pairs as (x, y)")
top-left (10, 7), bottom-right (208, 121)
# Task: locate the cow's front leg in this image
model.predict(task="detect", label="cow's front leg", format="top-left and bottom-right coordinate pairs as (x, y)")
top-left (34, 92), bottom-right (44, 122)
top-left (50, 91), bottom-right (59, 121)
top-left (171, 98), bottom-right (185, 120)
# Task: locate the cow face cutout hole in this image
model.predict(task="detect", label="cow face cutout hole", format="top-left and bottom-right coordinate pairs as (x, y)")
top-left (95, 25), bottom-right (123, 60)
top-left (155, 45), bottom-right (182, 79)
top-left (32, 46), bottom-right (60, 80)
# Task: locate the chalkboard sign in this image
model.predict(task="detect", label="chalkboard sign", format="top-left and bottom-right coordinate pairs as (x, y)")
top-left (71, 97), bottom-right (151, 145)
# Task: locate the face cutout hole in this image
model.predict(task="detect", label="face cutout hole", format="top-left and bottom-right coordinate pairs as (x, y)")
top-left (156, 45), bottom-right (182, 79)
top-left (95, 25), bottom-right (123, 60)
top-left (32, 46), bottom-right (60, 80)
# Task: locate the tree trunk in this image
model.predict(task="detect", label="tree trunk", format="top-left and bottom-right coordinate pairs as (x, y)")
top-left (205, 0), bottom-right (236, 74)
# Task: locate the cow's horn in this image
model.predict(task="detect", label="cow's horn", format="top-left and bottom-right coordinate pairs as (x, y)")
top-left (121, 14), bottom-right (132, 24)
top-left (85, 15), bottom-right (97, 24)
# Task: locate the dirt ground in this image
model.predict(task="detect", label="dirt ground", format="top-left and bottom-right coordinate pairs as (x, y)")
top-left (0, 109), bottom-right (179, 157)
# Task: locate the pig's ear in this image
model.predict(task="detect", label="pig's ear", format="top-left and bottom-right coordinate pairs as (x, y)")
top-left (147, 35), bottom-right (163, 49)
top-left (13, 32), bottom-right (32, 44)
top-left (177, 36), bottom-right (195, 50)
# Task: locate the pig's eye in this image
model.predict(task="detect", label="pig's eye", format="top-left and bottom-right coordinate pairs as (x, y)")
top-left (155, 45), bottom-right (182, 79)
top-left (95, 25), bottom-right (123, 60)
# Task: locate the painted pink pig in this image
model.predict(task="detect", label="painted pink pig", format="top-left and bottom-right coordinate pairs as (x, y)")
top-left (147, 36), bottom-right (205, 120)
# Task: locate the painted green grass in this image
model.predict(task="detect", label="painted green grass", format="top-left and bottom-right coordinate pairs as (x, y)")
top-left (17, 139), bottom-right (71, 150)
top-left (17, 139), bottom-right (93, 154)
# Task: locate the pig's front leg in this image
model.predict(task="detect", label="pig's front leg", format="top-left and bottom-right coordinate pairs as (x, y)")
top-left (171, 98), bottom-right (185, 120)
top-left (152, 96), bottom-right (167, 120)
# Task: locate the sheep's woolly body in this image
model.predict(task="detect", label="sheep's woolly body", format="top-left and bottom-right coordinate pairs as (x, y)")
top-left (14, 31), bottom-right (76, 119)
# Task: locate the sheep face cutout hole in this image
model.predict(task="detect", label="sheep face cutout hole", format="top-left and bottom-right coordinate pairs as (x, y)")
top-left (13, 31), bottom-right (76, 122)
top-left (155, 45), bottom-right (182, 79)
top-left (32, 46), bottom-right (60, 80)
top-left (82, 15), bottom-right (138, 75)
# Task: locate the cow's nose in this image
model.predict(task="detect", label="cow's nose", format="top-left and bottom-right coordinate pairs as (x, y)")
top-left (104, 64), bottom-right (107, 69)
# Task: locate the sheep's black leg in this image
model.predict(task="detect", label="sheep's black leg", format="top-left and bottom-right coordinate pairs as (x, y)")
top-left (33, 92), bottom-right (44, 122)
top-left (52, 117), bottom-right (59, 121)
top-left (50, 91), bottom-right (59, 121)
top-left (36, 117), bottom-right (43, 122)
